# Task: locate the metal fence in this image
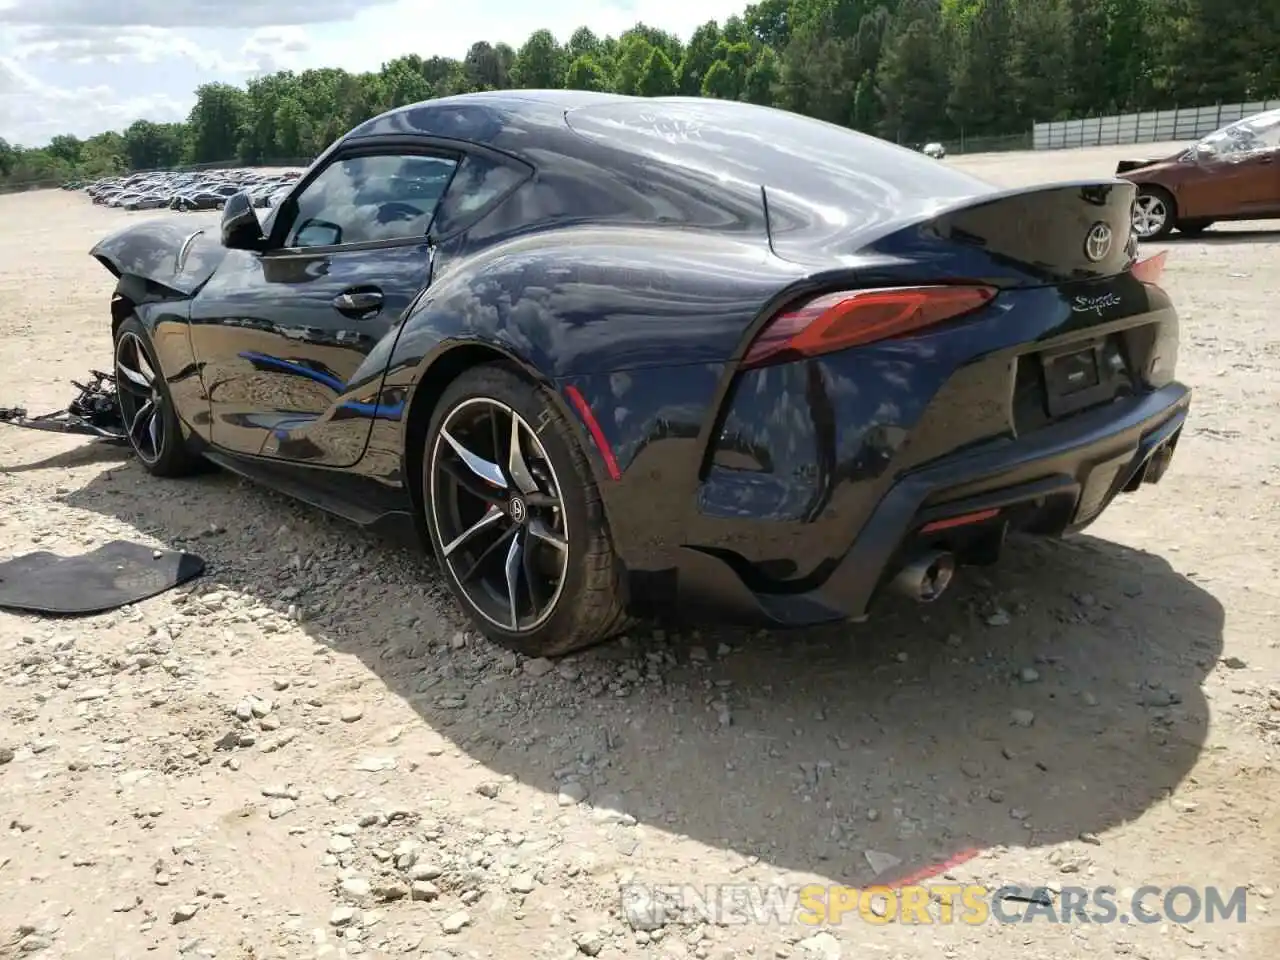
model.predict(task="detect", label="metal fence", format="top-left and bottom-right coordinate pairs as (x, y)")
top-left (1034, 99), bottom-right (1280, 150)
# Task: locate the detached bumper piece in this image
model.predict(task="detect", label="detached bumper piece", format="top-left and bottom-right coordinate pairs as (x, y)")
top-left (0, 370), bottom-right (127, 442)
top-left (676, 384), bottom-right (1191, 628)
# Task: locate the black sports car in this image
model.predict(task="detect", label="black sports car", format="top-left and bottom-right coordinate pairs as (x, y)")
top-left (89, 91), bottom-right (1190, 656)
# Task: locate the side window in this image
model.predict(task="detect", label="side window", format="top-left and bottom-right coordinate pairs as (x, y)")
top-left (431, 153), bottom-right (531, 236)
top-left (285, 153), bottom-right (458, 248)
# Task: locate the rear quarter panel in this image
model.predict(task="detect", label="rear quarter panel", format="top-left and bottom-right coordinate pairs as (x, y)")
top-left (382, 225), bottom-right (797, 380)
top-left (365, 223), bottom-right (803, 514)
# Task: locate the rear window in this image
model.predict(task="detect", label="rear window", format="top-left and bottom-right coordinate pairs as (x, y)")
top-left (563, 99), bottom-right (991, 226)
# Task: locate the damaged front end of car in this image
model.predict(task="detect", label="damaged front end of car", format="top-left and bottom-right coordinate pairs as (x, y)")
top-left (0, 370), bottom-right (127, 442)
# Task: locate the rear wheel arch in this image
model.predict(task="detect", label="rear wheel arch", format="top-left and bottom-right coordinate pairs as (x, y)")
top-left (401, 341), bottom-right (622, 546)
top-left (403, 344), bottom-right (515, 526)
top-left (416, 360), bottom-right (634, 654)
top-left (400, 344), bottom-right (589, 515)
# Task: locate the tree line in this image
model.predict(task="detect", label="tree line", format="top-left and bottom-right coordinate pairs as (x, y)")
top-left (1, 0), bottom-right (1273, 188)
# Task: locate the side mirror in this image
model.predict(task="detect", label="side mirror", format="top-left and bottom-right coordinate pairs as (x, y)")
top-left (220, 191), bottom-right (266, 250)
top-left (293, 218), bottom-right (342, 247)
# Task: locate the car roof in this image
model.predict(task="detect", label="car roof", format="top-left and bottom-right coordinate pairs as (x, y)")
top-left (345, 89), bottom-right (620, 147)
top-left (346, 91), bottom-right (988, 203)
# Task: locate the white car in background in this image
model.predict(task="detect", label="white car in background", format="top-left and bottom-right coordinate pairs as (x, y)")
top-left (923, 142), bottom-right (947, 159)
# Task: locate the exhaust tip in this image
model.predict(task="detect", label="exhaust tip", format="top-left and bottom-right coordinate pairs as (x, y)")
top-left (893, 551), bottom-right (956, 603)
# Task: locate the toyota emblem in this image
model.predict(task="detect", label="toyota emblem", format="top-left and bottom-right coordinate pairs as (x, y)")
top-left (1085, 222), bottom-right (1113, 262)
top-left (508, 497), bottom-right (526, 523)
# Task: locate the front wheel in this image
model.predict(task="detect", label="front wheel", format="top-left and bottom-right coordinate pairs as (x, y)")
top-left (1132, 187), bottom-right (1175, 240)
top-left (113, 316), bottom-right (203, 478)
top-left (423, 365), bottom-right (632, 657)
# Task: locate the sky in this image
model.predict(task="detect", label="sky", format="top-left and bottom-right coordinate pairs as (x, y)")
top-left (0, 0), bottom-right (746, 147)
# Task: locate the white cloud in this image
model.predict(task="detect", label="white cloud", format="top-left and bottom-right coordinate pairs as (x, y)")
top-left (9, 26), bottom-right (237, 71)
top-left (0, 0), bottom-right (400, 29)
top-left (0, 56), bottom-right (189, 144)
top-left (239, 27), bottom-right (312, 75)
top-left (0, 0), bottom-right (747, 145)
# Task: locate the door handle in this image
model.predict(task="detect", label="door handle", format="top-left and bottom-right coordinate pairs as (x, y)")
top-left (333, 289), bottom-right (383, 317)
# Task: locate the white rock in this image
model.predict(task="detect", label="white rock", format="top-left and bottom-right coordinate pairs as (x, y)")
top-left (798, 930), bottom-right (842, 959)
top-left (557, 781), bottom-right (589, 806)
top-left (509, 873), bottom-right (537, 894)
top-left (440, 910), bottom-right (470, 934)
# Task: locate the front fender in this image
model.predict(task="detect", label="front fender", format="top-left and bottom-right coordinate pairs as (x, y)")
top-left (90, 216), bottom-right (228, 296)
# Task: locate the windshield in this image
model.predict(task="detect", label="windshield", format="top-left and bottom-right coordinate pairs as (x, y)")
top-left (1193, 108), bottom-right (1280, 161)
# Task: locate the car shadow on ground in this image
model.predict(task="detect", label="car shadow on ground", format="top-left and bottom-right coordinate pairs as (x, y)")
top-left (0, 440), bottom-right (129, 474)
top-left (60, 456), bottom-right (1224, 885)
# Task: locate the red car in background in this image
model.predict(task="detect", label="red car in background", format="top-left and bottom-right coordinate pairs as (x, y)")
top-left (1117, 107), bottom-right (1280, 239)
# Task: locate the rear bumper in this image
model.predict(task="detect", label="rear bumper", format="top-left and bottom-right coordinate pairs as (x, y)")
top-left (667, 383), bottom-right (1190, 627)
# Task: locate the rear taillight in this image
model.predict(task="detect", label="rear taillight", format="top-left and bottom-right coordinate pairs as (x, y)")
top-left (1130, 251), bottom-right (1167, 285)
top-left (741, 285), bottom-right (997, 369)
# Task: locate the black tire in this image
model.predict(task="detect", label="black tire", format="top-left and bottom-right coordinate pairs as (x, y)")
top-left (113, 315), bottom-right (203, 478)
top-left (1177, 219), bottom-right (1214, 236)
top-left (422, 364), bottom-right (632, 657)
top-left (1133, 186), bottom-right (1176, 240)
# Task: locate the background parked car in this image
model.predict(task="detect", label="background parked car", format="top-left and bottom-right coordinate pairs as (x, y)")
top-left (80, 168), bottom-right (301, 213)
top-left (1117, 107), bottom-right (1280, 239)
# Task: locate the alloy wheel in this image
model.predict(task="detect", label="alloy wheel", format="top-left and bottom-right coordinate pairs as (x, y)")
top-left (429, 397), bottom-right (570, 633)
top-left (1132, 194), bottom-right (1168, 238)
top-left (114, 331), bottom-right (164, 465)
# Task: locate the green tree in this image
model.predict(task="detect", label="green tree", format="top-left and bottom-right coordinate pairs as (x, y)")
top-left (613, 35), bottom-right (656, 95)
top-left (512, 29), bottom-right (566, 88)
top-left (947, 0), bottom-right (1015, 134)
top-left (5, 3), bottom-right (1279, 192)
top-left (565, 55), bottom-right (609, 92)
top-left (638, 48), bottom-right (679, 97)
top-left (877, 0), bottom-right (949, 142)
top-left (567, 26), bottom-right (602, 61)
top-left (1009, 0), bottom-right (1070, 124)
top-left (274, 97), bottom-right (314, 158)
top-left (745, 0), bottom-right (793, 49)
top-left (187, 82), bottom-right (248, 163)
top-left (701, 61), bottom-right (739, 100)
top-left (464, 41), bottom-right (510, 90)
top-left (677, 21), bottom-right (722, 96)
top-left (45, 134), bottom-right (82, 167)
top-left (381, 57), bottom-right (433, 108)
top-left (743, 46), bottom-right (782, 104)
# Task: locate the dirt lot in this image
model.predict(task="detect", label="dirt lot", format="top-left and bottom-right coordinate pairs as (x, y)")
top-left (2, 144), bottom-right (1278, 960)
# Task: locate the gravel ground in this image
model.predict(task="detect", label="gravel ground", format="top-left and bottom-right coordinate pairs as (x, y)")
top-left (1, 144), bottom-right (1278, 960)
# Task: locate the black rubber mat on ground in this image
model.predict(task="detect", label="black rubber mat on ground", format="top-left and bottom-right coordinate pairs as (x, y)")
top-left (0, 540), bottom-right (205, 615)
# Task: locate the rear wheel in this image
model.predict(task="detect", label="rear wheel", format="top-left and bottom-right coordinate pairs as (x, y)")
top-left (423, 365), bottom-right (631, 657)
top-left (113, 316), bottom-right (203, 478)
top-left (1132, 187), bottom-right (1175, 240)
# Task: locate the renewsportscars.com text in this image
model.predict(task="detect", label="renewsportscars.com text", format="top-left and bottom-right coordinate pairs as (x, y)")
top-left (620, 883), bottom-right (1251, 927)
